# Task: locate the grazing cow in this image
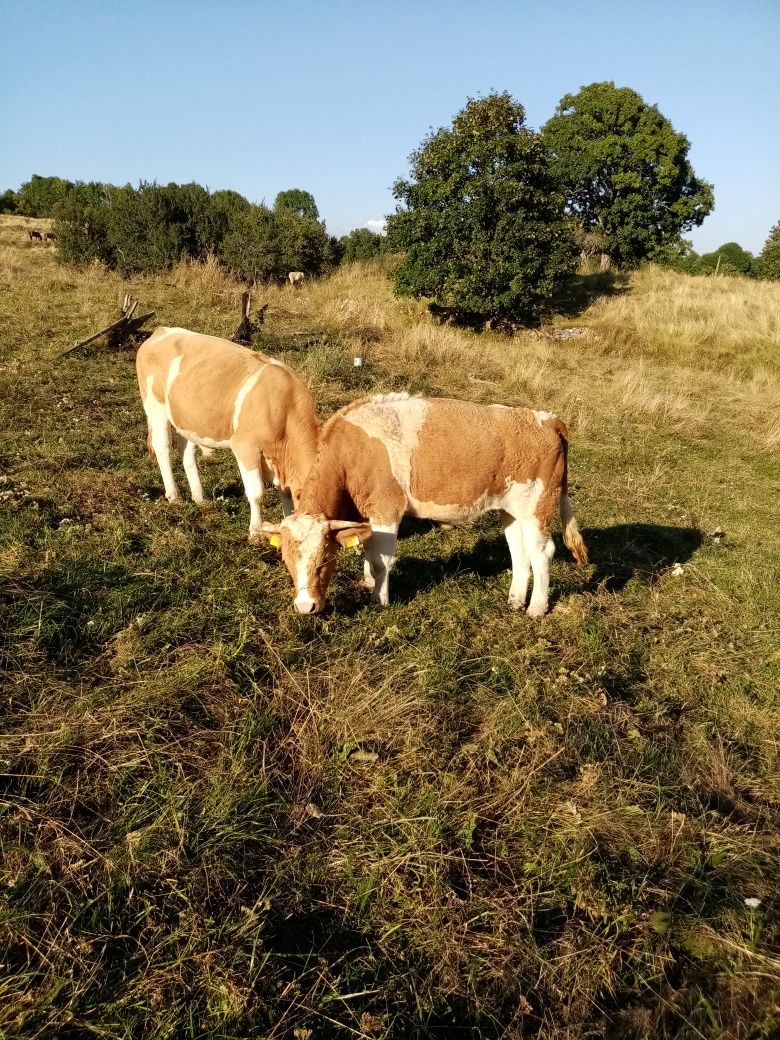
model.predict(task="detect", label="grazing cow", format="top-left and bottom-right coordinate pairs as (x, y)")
top-left (136, 328), bottom-right (319, 539)
top-left (28, 230), bottom-right (43, 241)
top-left (287, 271), bottom-right (305, 286)
top-left (44, 231), bottom-right (56, 241)
top-left (260, 393), bottom-right (588, 615)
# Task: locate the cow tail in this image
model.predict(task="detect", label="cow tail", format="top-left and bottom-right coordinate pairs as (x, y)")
top-left (556, 422), bottom-right (589, 566)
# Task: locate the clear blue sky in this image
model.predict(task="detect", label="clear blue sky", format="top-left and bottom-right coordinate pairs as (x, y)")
top-left (2, 0), bottom-right (778, 253)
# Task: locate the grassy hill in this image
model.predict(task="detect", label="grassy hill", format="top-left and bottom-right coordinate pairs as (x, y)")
top-left (1, 213), bottom-right (779, 1039)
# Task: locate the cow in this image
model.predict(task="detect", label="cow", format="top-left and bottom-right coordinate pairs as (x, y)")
top-left (260, 393), bottom-right (588, 616)
top-left (28, 230), bottom-right (43, 241)
top-left (44, 231), bottom-right (56, 241)
top-left (136, 328), bottom-right (319, 539)
top-left (287, 271), bottom-right (305, 287)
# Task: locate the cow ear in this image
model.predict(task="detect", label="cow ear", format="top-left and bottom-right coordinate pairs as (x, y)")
top-left (257, 523), bottom-right (282, 548)
top-left (334, 525), bottom-right (373, 549)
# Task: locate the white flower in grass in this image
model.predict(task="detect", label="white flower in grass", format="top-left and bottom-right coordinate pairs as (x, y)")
top-left (670, 562), bottom-right (684, 578)
top-left (744, 897), bottom-right (761, 909)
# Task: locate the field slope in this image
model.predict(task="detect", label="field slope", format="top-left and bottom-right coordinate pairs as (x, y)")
top-left (1, 215), bottom-right (779, 1039)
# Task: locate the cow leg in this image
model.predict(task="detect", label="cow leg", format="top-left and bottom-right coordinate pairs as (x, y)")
top-left (175, 434), bottom-right (205, 503)
top-left (144, 394), bottom-right (181, 503)
top-left (233, 445), bottom-right (264, 540)
top-left (521, 518), bottom-right (555, 618)
top-left (364, 523), bottom-right (399, 605)
top-left (501, 511), bottom-right (530, 610)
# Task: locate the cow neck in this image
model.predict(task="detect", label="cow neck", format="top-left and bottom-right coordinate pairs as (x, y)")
top-left (298, 437), bottom-right (359, 522)
top-left (270, 389), bottom-right (319, 496)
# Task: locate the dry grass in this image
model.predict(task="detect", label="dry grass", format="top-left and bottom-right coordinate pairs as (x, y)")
top-left (1, 218), bottom-right (779, 1039)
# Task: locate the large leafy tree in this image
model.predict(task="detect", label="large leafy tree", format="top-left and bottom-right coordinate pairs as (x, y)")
top-left (541, 82), bottom-right (714, 266)
top-left (387, 93), bottom-right (576, 326)
top-left (756, 220), bottom-right (780, 279)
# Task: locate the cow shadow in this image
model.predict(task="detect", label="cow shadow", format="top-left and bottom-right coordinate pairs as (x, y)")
top-left (390, 522), bottom-right (704, 603)
top-left (581, 522), bottom-right (704, 592)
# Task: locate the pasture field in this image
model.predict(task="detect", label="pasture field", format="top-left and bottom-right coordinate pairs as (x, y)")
top-left (1, 212), bottom-right (779, 1039)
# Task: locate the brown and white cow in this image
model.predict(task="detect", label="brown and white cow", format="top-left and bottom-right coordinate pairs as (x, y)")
top-left (260, 393), bottom-right (588, 615)
top-left (136, 328), bottom-right (319, 539)
top-left (287, 271), bottom-right (305, 286)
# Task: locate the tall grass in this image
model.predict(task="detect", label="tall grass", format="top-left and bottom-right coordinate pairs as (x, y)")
top-left (1, 219), bottom-right (779, 1039)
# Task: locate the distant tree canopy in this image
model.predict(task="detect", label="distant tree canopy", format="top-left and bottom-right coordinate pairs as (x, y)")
top-left (339, 227), bottom-right (388, 262)
top-left (15, 174), bottom-right (74, 217)
top-left (0, 189), bottom-right (18, 214)
top-left (387, 93), bottom-right (577, 326)
top-left (50, 179), bottom-right (332, 280)
top-left (541, 82), bottom-right (714, 266)
top-left (696, 242), bottom-right (755, 277)
top-left (273, 188), bottom-right (319, 222)
top-left (757, 221), bottom-right (780, 279)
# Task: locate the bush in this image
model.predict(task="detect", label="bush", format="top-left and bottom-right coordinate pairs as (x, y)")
top-left (696, 242), bottom-right (755, 277)
top-left (648, 238), bottom-right (699, 274)
top-left (756, 220), bottom-right (780, 279)
top-left (0, 188), bottom-right (18, 214)
top-left (339, 228), bottom-right (387, 262)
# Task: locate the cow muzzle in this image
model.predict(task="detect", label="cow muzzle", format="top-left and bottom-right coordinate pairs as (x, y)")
top-left (294, 592), bottom-right (323, 615)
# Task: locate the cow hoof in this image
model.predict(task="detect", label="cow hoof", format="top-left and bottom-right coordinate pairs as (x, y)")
top-left (165, 495), bottom-right (183, 505)
top-left (508, 594), bottom-right (526, 611)
top-left (526, 603), bottom-right (547, 619)
top-left (248, 532), bottom-right (263, 546)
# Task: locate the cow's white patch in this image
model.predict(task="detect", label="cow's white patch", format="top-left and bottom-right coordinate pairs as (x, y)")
top-left (176, 429), bottom-right (231, 449)
top-left (533, 409), bottom-right (556, 425)
top-left (344, 397), bottom-right (428, 496)
top-left (409, 476), bottom-right (544, 525)
top-left (232, 367), bottom-right (266, 432)
top-left (284, 513), bottom-right (330, 592)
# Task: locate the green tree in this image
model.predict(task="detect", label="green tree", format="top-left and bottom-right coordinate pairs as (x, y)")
top-left (0, 189), bottom-right (17, 214)
top-left (387, 93), bottom-right (576, 327)
top-left (340, 227), bottom-right (386, 262)
top-left (696, 242), bottom-right (755, 277)
top-left (273, 188), bottom-right (319, 221)
top-left (220, 205), bottom-right (285, 282)
top-left (53, 181), bottom-right (118, 266)
top-left (648, 237), bottom-right (699, 274)
top-left (541, 82), bottom-right (714, 266)
top-left (16, 174), bottom-right (74, 216)
top-left (756, 221), bottom-right (780, 279)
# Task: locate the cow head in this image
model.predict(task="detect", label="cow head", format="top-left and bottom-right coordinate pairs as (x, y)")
top-left (261, 514), bottom-right (372, 614)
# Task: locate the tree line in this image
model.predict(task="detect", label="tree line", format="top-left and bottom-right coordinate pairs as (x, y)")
top-left (4, 82), bottom-right (779, 325)
top-left (1, 176), bottom-right (393, 281)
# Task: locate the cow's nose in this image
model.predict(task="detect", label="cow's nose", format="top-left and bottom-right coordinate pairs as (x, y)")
top-left (294, 599), bottom-right (317, 615)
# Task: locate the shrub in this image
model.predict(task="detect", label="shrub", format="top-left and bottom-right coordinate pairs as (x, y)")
top-left (756, 220), bottom-right (780, 279)
top-left (340, 227), bottom-right (387, 262)
top-left (696, 242), bottom-right (755, 277)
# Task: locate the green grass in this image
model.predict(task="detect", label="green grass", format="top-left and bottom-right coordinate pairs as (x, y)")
top-left (1, 218), bottom-right (779, 1038)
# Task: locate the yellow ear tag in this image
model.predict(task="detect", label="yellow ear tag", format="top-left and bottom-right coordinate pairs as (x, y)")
top-left (346, 535), bottom-right (360, 549)
top-left (269, 534), bottom-right (281, 548)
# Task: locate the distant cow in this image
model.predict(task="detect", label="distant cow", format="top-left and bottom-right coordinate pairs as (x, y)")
top-left (260, 393), bottom-right (588, 615)
top-left (44, 232), bottom-right (56, 241)
top-left (287, 271), bottom-right (305, 286)
top-left (136, 328), bottom-right (320, 539)
top-left (28, 230), bottom-right (43, 241)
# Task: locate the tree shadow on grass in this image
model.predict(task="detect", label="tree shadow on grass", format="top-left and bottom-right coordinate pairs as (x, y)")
top-left (388, 522), bottom-right (703, 604)
top-left (552, 269), bottom-right (631, 318)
